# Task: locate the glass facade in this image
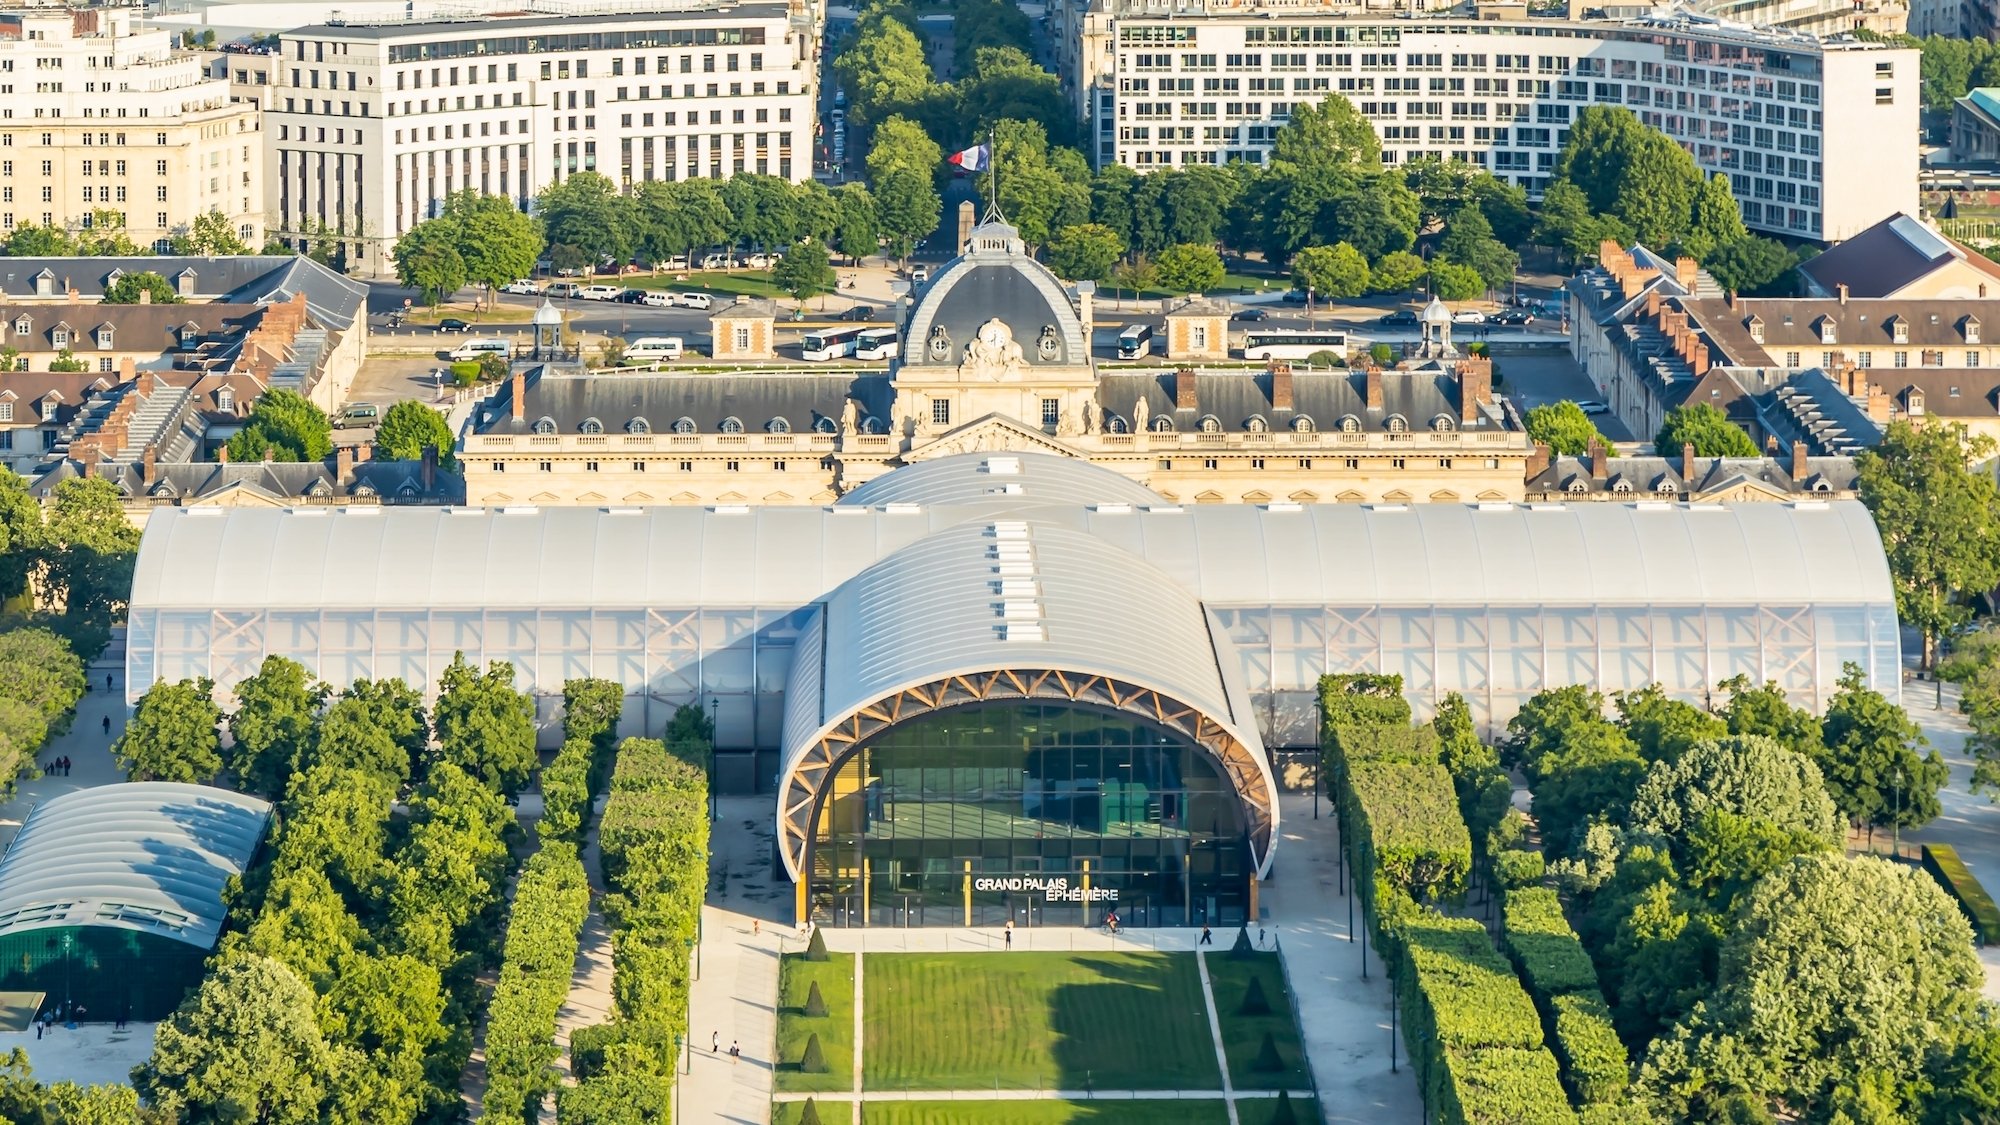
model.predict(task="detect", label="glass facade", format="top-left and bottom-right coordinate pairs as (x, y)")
top-left (0, 926), bottom-right (210, 1022)
top-left (807, 703), bottom-right (1252, 929)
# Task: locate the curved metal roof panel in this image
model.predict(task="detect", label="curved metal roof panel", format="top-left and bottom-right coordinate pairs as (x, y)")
top-left (0, 783), bottom-right (271, 948)
top-left (838, 452), bottom-right (1167, 510)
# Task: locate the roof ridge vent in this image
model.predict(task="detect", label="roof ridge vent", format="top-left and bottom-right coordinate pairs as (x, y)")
top-left (883, 502), bottom-right (922, 515)
top-left (985, 456), bottom-right (1022, 475)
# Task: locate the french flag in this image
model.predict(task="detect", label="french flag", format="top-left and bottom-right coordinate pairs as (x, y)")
top-left (948, 143), bottom-right (990, 172)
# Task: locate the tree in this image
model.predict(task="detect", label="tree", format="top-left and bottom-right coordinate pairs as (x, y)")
top-left (1524, 400), bottom-right (1608, 456)
top-left (75, 211), bottom-right (142, 257)
top-left (304, 679), bottom-right (426, 786)
top-left (114, 677), bottom-right (222, 782)
top-left (863, 115), bottom-right (944, 184)
top-left (374, 400), bottom-right (455, 466)
top-left (1626, 735), bottom-right (1842, 854)
top-left (1428, 261), bottom-right (1485, 302)
top-left (1716, 675), bottom-right (1822, 759)
top-left (5, 224), bottom-right (76, 257)
top-left (1856, 420), bottom-right (2000, 668)
top-left (46, 348), bottom-right (86, 373)
top-left (1640, 855), bottom-right (1984, 1119)
top-left (1654, 402), bottom-right (1758, 457)
top-left (38, 476), bottom-right (140, 658)
top-left (0, 627), bottom-right (85, 731)
top-left (1818, 663), bottom-right (1947, 835)
top-left (170, 209), bottom-right (251, 256)
top-left (434, 654), bottom-right (537, 795)
top-left (437, 190), bottom-right (543, 296)
top-left (226, 655), bottom-right (320, 796)
top-left (832, 183), bottom-right (880, 264)
top-left (1703, 237), bottom-right (1799, 298)
top-left (834, 13), bottom-right (935, 132)
top-left (873, 166), bottom-right (940, 262)
top-left (225, 388), bottom-right (333, 464)
top-left (772, 240), bottom-right (835, 303)
top-left (1270, 94), bottom-right (1382, 175)
top-left (1554, 106), bottom-right (1705, 247)
top-left (100, 271), bottom-right (182, 305)
top-left (1682, 173), bottom-right (1748, 262)
top-left (1369, 250), bottom-right (1427, 295)
top-left (0, 469), bottom-right (39, 603)
top-left (1291, 243), bottom-right (1371, 299)
top-left (1437, 205), bottom-right (1519, 293)
top-left (1533, 179), bottom-right (1610, 266)
top-left (1046, 223), bottom-right (1125, 283)
top-left (536, 172), bottom-right (634, 267)
top-left (135, 954), bottom-right (337, 1125)
top-left (390, 218), bottom-right (468, 308)
top-left (1153, 243), bottom-right (1225, 294)
top-left (632, 178), bottom-right (730, 269)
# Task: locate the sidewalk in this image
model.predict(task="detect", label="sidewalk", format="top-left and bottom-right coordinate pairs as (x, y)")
top-left (551, 792), bottom-right (614, 1110)
top-left (0, 662), bottom-right (129, 850)
top-left (681, 797), bottom-right (788, 1125)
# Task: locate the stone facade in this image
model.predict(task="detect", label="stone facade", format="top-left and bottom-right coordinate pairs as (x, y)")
top-left (708, 298), bottom-right (778, 362)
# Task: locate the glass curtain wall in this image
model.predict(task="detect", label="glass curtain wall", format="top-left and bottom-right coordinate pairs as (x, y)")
top-left (806, 703), bottom-right (1252, 929)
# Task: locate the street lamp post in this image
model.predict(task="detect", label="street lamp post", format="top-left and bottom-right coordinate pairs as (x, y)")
top-left (708, 697), bottom-right (720, 821)
top-left (674, 1033), bottom-right (684, 1122)
top-left (1893, 767), bottom-right (1905, 857)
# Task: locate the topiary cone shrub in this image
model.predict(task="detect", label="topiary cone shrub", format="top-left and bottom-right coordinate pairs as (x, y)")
top-left (1252, 1029), bottom-right (1284, 1073)
top-left (1270, 1089), bottom-right (1298, 1124)
top-left (804, 979), bottom-right (829, 1018)
top-left (801, 1031), bottom-right (828, 1074)
top-left (806, 926), bottom-right (829, 962)
top-left (799, 1097), bottom-right (824, 1125)
top-left (1229, 926), bottom-right (1254, 959)
top-left (1239, 974), bottom-right (1273, 1016)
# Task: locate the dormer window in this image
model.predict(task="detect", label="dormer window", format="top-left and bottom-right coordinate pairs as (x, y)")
top-left (1292, 415), bottom-right (1315, 433)
top-left (178, 324), bottom-right (198, 346)
top-left (672, 417), bottom-right (696, 434)
top-left (720, 416), bottom-right (744, 434)
top-left (579, 417), bottom-right (603, 434)
top-left (1339, 415), bottom-right (1361, 433)
top-left (175, 269), bottom-right (196, 298)
top-left (216, 388), bottom-right (234, 412)
top-left (1567, 478), bottom-right (1587, 493)
top-left (1246, 416), bottom-right (1267, 433)
top-left (1908, 391), bottom-right (1926, 415)
top-left (627, 417), bottom-right (650, 434)
top-left (1386, 415), bottom-right (1408, 433)
top-left (1150, 416), bottom-right (1174, 433)
top-left (32, 271), bottom-right (52, 298)
top-left (813, 416), bottom-right (836, 434)
top-left (1890, 318), bottom-right (1909, 344)
top-left (1745, 315), bottom-right (1763, 344)
top-left (1613, 478), bottom-right (1634, 494)
top-left (0, 402), bottom-right (14, 423)
top-left (11, 317), bottom-right (28, 337)
top-left (49, 328), bottom-right (68, 347)
top-left (532, 416), bottom-right (557, 434)
top-left (1108, 414), bottom-right (1130, 434)
top-left (1199, 415), bottom-right (1221, 433)
top-left (768, 416), bottom-right (791, 434)
top-left (1968, 317), bottom-right (1982, 345)
top-left (1656, 479), bottom-right (1677, 494)
top-left (94, 327), bottom-right (112, 349)
top-left (1818, 317), bottom-right (1837, 345)
top-left (1431, 414), bottom-right (1455, 432)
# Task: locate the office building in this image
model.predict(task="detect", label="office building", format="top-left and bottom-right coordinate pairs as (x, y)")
top-left (265, 1), bottom-right (819, 276)
top-left (0, 6), bottom-right (262, 250)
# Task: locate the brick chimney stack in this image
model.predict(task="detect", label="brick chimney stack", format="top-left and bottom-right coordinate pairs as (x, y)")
top-left (1460, 357), bottom-right (1491, 424)
top-left (141, 443), bottom-right (157, 488)
top-left (1674, 256), bottom-right (1698, 291)
top-left (1588, 438), bottom-right (1608, 480)
top-left (1791, 441), bottom-right (1809, 483)
top-left (421, 444), bottom-right (438, 493)
top-left (1365, 365), bottom-right (1384, 410)
top-left (262, 444), bottom-right (275, 463)
top-left (1174, 366), bottom-right (1198, 410)
top-left (1838, 283), bottom-right (1850, 306)
top-left (217, 444), bottom-right (229, 464)
top-left (138, 288), bottom-right (151, 306)
top-left (1682, 441), bottom-right (1697, 484)
top-left (1527, 442), bottom-right (1552, 480)
top-left (335, 444), bottom-right (354, 485)
top-left (1269, 361), bottom-right (1293, 412)
top-left (118, 356), bottom-right (136, 385)
top-left (510, 370), bottom-right (526, 422)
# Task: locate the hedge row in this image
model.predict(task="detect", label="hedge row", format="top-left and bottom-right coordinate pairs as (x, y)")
top-left (1923, 843), bottom-right (2000, 946)
top-left (1499, 887), bottom-right (1630, 1108)
top-left (1395, 913), bottom-right (1575, 1125)
top-left (559, 734), bottom-right (710, 1123)
top-left (1342, 759), bottom-right (1472, 939)
top-left (480, 842), bottom-right (593, 1123)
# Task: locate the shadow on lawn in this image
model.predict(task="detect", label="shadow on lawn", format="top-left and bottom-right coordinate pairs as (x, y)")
top-left (1045, 954), bottom-right (1218, 1090)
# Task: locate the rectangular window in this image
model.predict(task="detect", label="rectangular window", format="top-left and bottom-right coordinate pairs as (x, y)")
top-left (1041, 398), bottom-right (1061, 426)
top-left (931, 400), bottom-right (950, 426)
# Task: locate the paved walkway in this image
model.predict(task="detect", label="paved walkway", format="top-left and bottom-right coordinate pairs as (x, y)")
top-left (771, 1088), bottom-right (1296, 1102)
top-left (552, 793), bottom-right (615, 1089)
top-left (1903, 678), bottom-right (2000, 1001)
top-left (1193, 951), bottom-right (1241, 1125)
top-left (1260, 792), bottom-right (1423, 1124)
top-left (0, 660), bottom-right (128, 849)
top-left (682, 797), bottom-right (787, 1125)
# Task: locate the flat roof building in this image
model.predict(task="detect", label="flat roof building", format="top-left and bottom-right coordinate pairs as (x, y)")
top-left (128, 451), bottom-right (1898, 928)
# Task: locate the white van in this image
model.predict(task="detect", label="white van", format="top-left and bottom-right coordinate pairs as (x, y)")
top-left (579, 285), bottom-right (624, 301)
top-left (623, 337), bottom-right (685, 362)
top-left (640, 291), bottom-right (676, 308)
top-left (449, 338), bottom-right (511, 361)
top-left (546, 281), bottom-right (583, 299)
top-left (673, 292), bottom-right (713, 310)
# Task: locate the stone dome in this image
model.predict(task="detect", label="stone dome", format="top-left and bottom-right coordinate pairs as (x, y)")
top-left (900, 220), bottom-right (1090, 369)
top-left (1421, 297), bottom-right (1452, 324)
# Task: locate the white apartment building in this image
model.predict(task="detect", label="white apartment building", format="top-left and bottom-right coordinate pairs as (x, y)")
top-left (1062, 3), bottom-right (1918, 242)
top-left (0, 5), bottom-right (262, 250)
top-left (267, 1), bottom-right (818, 277)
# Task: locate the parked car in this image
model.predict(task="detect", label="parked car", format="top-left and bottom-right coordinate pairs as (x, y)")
top-left (578, 285), bottom-right (625, 301)
top-left (664, 256), bottom-right (690, 271)
top-left (746, 253), bottom-right (772, 269)
top-left (616, 288), bottom-right (649, 303)
top-left (640, 291), bottom-right (677, 308)
top-left (1493, 309), bottom-right (1534, 326)
top-left (910, 265), bottom-right (931, 283)
top-left (1378, 309), bottom-right (1420, 327)
top-left (436, 318), bottom-right (472, 333)
top-left (673, 292), bottom-right (713, 310)
top-left (338, 402), bottom-right (381, 428)
top-left (1280, 289), bottom-right (1308, 304)
top-left (1452, 309), bottom-right (1487, 324)
top-left (545, 281), bottom-right (584, 299)
top-left (1232, 307), bottom-right (1268, 322)
top-left (1574, 399), bottom-right (1611, 416)
top-left (500, 279), bottom-right (541, 296)
top-left (839, 304), bottom-right (878, 321)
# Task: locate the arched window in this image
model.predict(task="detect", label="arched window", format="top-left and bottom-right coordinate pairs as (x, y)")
top-left (532, 417), bottom-right (557, 435)
top-left (1612, 478), bottom-right (1634, 494)
top-left (1338, 415), bottom-right (1361, 433)
top-left (1245, 415), bottom-right (1268, 433)
top-left (1385, 415), bottom-right (1409, 433)
top-left (1292, 415), bottom-right (1315, 433)
top-left (672, 417), bottom-right (697, 434)
top-left (720, 416), bottom-right (745, 434)
top-left (814, 415), bottom-right (837, 434)
top-left (767, 416), bottom-right (791, 434)
top-left (627, 417), bottom-right (651, 434)
top-left (1199, 414), bottom-right (1222, 433)
top-left (1655, 479), bottom-right (1677, 494)
top-left (1811, 477), bottom-right (1832, 493)
top-left (861, 415), bottom-right (886, 435)
top-left (1567, 479), bottom-right (1588, 494)
top-left (1430, 414), bottom-right (1455, 432)
top-left (1150, 416), bottom-right (1175, 433)
top-left (1107, 414), bottom-right (1130, 434)
top-left (579, 417), bottom-right (604, 434)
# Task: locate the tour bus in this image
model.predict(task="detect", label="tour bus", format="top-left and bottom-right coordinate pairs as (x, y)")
top-left (802, 325), bottom-right (868, 361)
top-left (1117, 323), bottom-right (1155, 360)
top-left (1240, 329), bottom-right (1352, 361)
top-left (854, 327), bottom-right (899, 361)
top-left (448, 338), bottom-right (511, 361)
top-left (623, 337), bottom-right (685, 363)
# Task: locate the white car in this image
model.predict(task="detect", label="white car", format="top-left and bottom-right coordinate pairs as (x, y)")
top-left (640, 291), bottom-right (676, 308)
top-left (578, 285), bottom-right (625, 301)
top-left (500, 279), bottom-right (541, 296)
top-left (673, 292), bottom-right (714, 310)
top-left (663, 256), bottom-right (690, 271)
top-left (746, 253), bottom-right (772, 269)
top-left (1452, 309), bottom-right (1487, 324)
top-left (1574, 399), bottom-right (1612, 416)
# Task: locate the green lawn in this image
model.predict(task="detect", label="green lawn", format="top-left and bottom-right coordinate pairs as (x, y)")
top-left (1206, 952), bottom-right (1314, 1090)
top-left (775, 952), bottom-right (857, 1094)
top-left (614, 270), bottom-right (793, 300)
top-left (1236, 1095), bottom-right (1321, 1125)
top-left (860, 1102), bottom-right (1231, 1125)
top-left (774, 1100), bottom-right (852, 1125)
top-left (864, 952), bottom-right (1220, 1090)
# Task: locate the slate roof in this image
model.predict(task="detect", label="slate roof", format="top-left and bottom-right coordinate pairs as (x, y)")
top-left (0, 372), bottom-right (119, 426)
top-left (476, 369), bottom-right (896, 436)
top-left (1764, 368), bottom-right (1885, 455)
top-left (1679, 296), bottom-right (1996, 367)
top-left (0, 256), bottom-right (365, 333)
top-left (38, 453), bottom-right (462, 506)
top-left (1527, 452), bottom-right (1860, 499)
top-left (902, 221), bottom-right (1089, 369)
top-left (1095, 368), bottom-right (1499, 433)
top-left (1798, 213), bottom-right (2000, 298)
top-left (0, 302), bottom-right (256, 361)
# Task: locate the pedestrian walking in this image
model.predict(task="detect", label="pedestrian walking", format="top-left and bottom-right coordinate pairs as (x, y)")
top-left (1004, 918), bottom-right (1014, 948)
top-left (60, 756), bottom-right (69, 777)
top-left (1199, 925), bottom-right (1213, 946)
top-left (101, 715), bottom-right (110, 736)
top-left (711, 1031), bottom-right (719, 1054)
top-left (104, 674), bottom-right (112, 692)
top-left (1259, 926), bottom-right (1267, 949)
top-left (33, 1020), bottom-right (40, 1040)
top-left (752, 919), bottom-right (760, 938)
top-left (730, 1040), bottom-right (740, 1064)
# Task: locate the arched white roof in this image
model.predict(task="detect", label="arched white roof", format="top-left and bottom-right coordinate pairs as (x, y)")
top-left (838, 452), bottom-right (1166, 510)
top-left (0, 783), bottom-right (271, 948)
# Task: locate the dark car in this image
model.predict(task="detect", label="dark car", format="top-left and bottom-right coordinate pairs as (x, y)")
top-left (436, 318), bottom-right (471, 333)
top-left (616, 288), bottom-right (649, 304)
top-left (1493, 309), bottom-right (1534, 326)
top-left (1280, 289), bottom-right (1309, 304)
top-left (1232, 307), bottom-right (1269, 322)
top-left (1377, 309), bottom-right (1420, 327)
top-left (838, 305), bottom-right (878, 321)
